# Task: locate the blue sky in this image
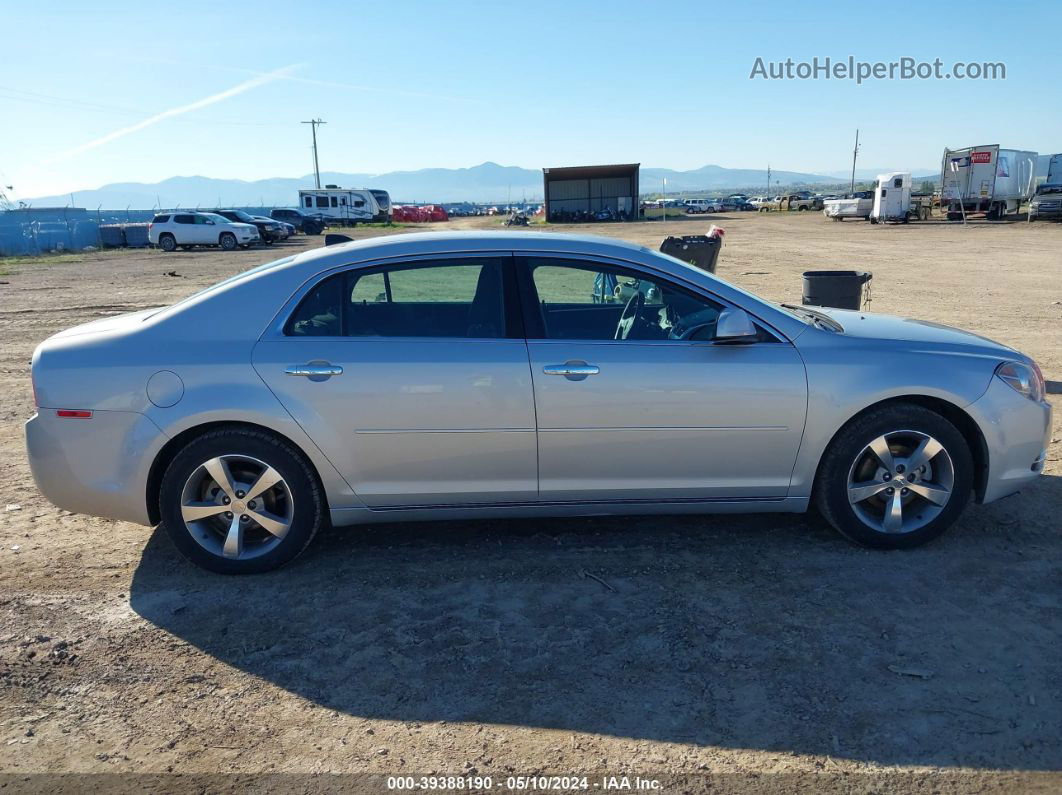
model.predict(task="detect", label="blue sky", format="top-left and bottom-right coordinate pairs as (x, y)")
top-left (3, 0), bottom-right (1059, 199)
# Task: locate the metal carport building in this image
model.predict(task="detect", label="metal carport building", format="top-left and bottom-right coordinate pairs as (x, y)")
top-left (542, 163), bottom-right (640, 221)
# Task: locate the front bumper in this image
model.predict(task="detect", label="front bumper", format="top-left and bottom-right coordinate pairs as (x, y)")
top-left (26, 409), bottom-right (168, 526)
top-left (966, 377), bottom-right (1052, 503)
top-left (1030, 204), bottom-right (1062, 220)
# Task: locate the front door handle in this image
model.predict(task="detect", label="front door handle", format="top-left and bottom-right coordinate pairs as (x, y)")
top-left (286, 363), bottom-right (343, 379)
top-left (543, 362), bottom-right (599, 381)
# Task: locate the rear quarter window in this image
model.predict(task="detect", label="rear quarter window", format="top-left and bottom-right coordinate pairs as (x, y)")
top-left (152, 214), bottom-right (170, 223)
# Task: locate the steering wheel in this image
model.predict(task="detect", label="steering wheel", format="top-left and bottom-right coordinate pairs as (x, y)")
top-left (614, 291), bottom-right (645, 340)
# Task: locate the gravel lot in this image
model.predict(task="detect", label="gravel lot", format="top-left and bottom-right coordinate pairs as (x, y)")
top-left (1, 212), bottom-right (1060, 792)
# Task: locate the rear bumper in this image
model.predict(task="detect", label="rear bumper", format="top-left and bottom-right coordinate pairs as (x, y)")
top-left (967, 378), bottom-right (1052, 503)
top-left (25, 409), bottom-right (168, 526)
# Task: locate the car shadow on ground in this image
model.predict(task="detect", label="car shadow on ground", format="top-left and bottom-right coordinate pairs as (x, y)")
top-left (130, 474), bottom-right (1062, 769)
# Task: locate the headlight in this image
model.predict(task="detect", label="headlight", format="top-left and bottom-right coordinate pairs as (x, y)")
top-left (995, 360), bottom-right (1045, 403)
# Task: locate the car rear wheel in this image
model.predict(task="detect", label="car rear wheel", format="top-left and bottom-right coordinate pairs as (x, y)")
top-left (815, 403), bottom-right (973, 549)
top-left (219, 232), bottom-right (237, 251)
top-left (158, 234), bottom-right (176, 252)
top-left (160, 428), bottom-right (324, 574)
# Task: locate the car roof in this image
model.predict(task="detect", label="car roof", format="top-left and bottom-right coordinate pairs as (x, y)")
top-left (287, 231), bottom-right (649, 270)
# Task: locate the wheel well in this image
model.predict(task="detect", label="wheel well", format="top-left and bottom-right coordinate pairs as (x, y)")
top-left (145, 421), bottom-right (326, 525)
top-left (814, 395), bottom-right (990, 503)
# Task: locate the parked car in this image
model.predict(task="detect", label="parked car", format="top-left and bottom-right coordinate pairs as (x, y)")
top-left (147, 212), bottom-right (259, 252)
top-left (211, 210), bottom-right (283, 244)
top-left (782, 193), bottom-right (824, 211)
top-left (254, 216), bottom-right (291, 240)
top-left (1028, 183), bottom-right (1062, 222)
top-left (26, 232), bottom-right (1050, 573)
top-left (718, 198), bottom-right (747, 212)
top-left (685, 199), bottom-right (723, 214)
top-left (277, 221), bottom-right (297, 238)
top-left (823, 191), bottom-right (874, 221)
top-left (269, 208), bottom-right (325, 235)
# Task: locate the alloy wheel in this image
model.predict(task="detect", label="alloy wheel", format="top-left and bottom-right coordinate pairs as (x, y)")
top-left (846, 430), bottom-right (954, 534)
top-left (179, 454), bottom-right (294, 560)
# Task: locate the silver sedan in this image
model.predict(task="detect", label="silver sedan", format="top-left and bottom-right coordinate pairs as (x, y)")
top-left (26, 232), bottom-right (1051, 573)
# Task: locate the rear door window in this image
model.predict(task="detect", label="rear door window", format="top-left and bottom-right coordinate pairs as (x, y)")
top-left (286, 258), bottom-right (514, 339)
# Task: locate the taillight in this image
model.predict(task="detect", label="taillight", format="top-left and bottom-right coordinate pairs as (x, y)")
top-left (56, 410), bottom-right (92, 419)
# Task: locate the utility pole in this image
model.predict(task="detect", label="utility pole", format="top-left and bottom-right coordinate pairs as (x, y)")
top-left (301, 119), bottom-right (327, 189)
top-left (767, 165), bottom-right (771, 197)
top-left (850, 129), bottom-right (860, 194)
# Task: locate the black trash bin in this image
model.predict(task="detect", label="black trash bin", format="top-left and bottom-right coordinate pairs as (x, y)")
top-left (802, 270), bottom-right (871, 310)
top-left (660, 234), bottom-right (721, 274)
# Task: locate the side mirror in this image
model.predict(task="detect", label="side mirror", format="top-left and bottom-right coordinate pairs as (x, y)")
top-left (714, 307), bottom-right (759, 343)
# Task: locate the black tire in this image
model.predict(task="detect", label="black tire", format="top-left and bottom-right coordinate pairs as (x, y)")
top-left (219, 232), bottom-right (237, 251)
top-left (814, 403), bottom-right (973, 549)
top-left (159, 234), bottom-right (177, 252)
top-left (159, 428), bottom-right (324, 574)
top-left (798, 205), bottom-right (808, 211)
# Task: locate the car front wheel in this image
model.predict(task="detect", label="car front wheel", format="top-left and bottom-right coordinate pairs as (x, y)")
top-left (219, 232), bottom-right (237, 251)
top-left (160, 428), bottom-right (324, 574)
top-left (815, 403), bottom-right (973, 549)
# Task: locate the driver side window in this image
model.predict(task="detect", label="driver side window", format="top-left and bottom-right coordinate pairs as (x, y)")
top-left (523, 258), bottom-right (723, 342)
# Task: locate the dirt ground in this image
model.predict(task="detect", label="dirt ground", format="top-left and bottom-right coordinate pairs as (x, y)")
top-left (1, 212), bottom-right (1061, 793)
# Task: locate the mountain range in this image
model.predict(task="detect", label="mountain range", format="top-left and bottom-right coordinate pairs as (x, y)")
top-left (26, 162), bottom-right (860, 209)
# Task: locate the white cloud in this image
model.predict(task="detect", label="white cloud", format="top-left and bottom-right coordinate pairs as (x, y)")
top-left (44, 64), bottom-right (302, 165)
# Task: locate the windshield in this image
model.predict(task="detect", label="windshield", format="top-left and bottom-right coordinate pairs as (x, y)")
top-left (228, 210), bottom-right (255, 222)
top-left (369, 190), bottom-right (390, 209)
top-left (1036, 184), bottom-right (1062, 195)
top-left (201, 213), bottom-right (230, 224)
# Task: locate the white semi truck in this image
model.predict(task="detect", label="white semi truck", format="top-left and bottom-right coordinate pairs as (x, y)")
top-left (940, 145), bottom-right (1037, 220)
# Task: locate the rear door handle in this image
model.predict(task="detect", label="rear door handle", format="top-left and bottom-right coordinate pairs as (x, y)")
top-left (286, 363), bottom-right (343, 378)
top-left (543, 362), bottom-right (599, 381)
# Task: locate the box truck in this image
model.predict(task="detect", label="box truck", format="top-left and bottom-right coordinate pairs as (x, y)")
top-left (940, 145), bottom-right (1037, 220)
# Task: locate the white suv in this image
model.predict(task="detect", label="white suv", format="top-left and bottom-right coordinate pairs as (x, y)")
top-left (149, 212), bottom-right (259, 252)
top-left (684, 199), bottom-right (723, 214)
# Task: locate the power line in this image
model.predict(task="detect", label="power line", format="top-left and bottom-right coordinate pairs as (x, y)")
top-left (301, 119), bottom-right (327, 189)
